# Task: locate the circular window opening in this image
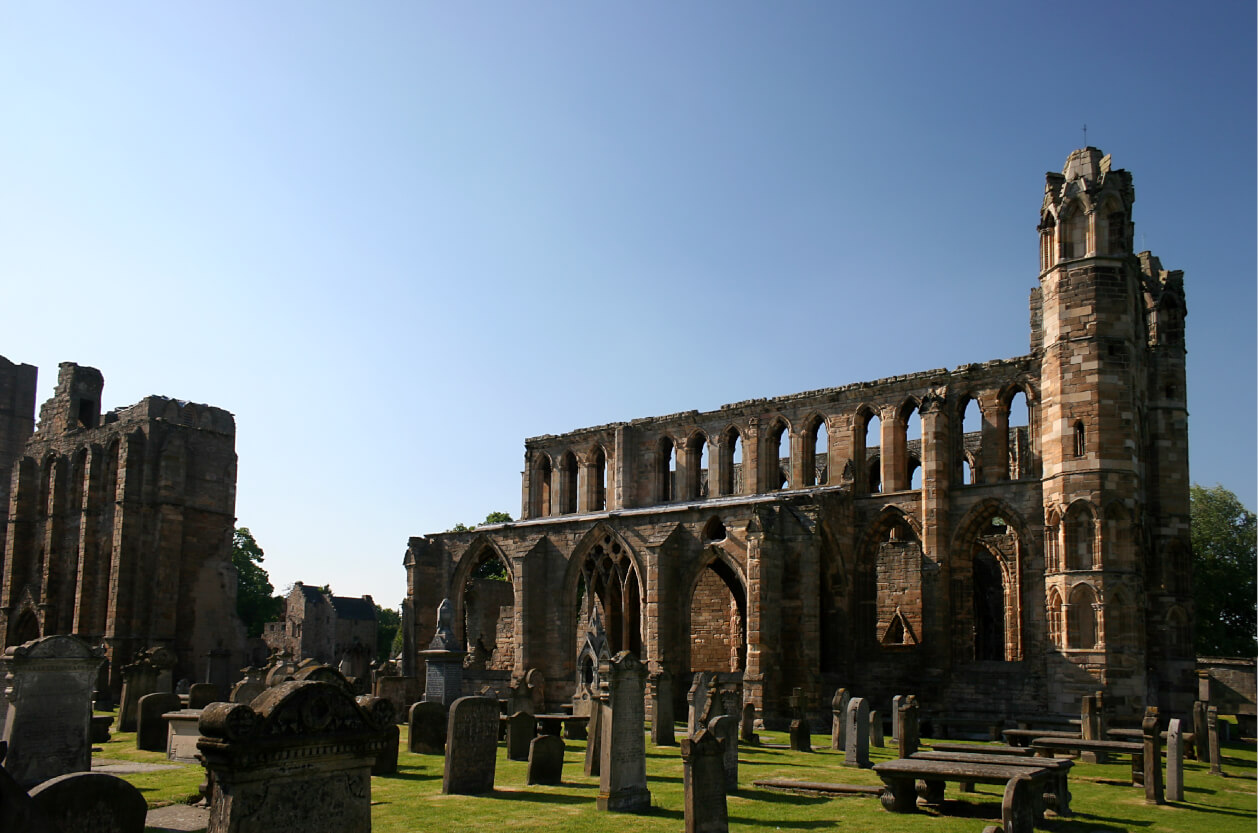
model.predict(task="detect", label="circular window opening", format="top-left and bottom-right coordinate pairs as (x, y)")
top-left (702, 517), bottom-right (727, 544)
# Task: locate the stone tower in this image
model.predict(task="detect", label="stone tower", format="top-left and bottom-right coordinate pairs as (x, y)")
top-left (1032, 148), bottom-right (1193, 712)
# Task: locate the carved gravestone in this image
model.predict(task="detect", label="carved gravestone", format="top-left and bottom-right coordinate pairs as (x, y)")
top-left (598, 651), bottom-right (651, 812)
top-left (1207, 706), bottom-right (1222, 776)
top-left (442, 696), bottom-right (500, 795)
top-left (136, 692), bottom-right (183, 752)
top-left (740, 702), bottom-right (758, 745)
top-left (421, 599), bottom-right (466, 707)
top-left (708, 713), bottom-right (738, 791)
top-left (897, 695), bottom-right (919, 758)
top-left (27, 771), bottom-right (148, 833)
top-left (649, 669), bottom-right (675, 746)
top-left (845, 697), bottom-right (871, 768)
top-left (189, 683), bottom-right (219, 709)
top-left (830, 688), bottom-right (850, 751)
top-left (526, 734), bottom-right (565, 785)
top-left (408, 700), bottom-right (447, 754)
top-left (788, 688), bottom-right (811, 752)
top-left (507, 711), bottom-right (536, 762)
top-left (687, 672), bottom-right (714, 735)
top-left (890, 694), bottom-right (903, 742)
top-left (869, 708), bottom-right (884, 747)
top-left (681, 729), bottom-right (727, 833)
top-left (356, 695), bottom-right (399, 776)
top-left (197, 681), bottom-right (383, 833)
top-left (1142, 707), bottom-right (1164, 804)
top-left (1166, 717), bottom-right (1184, 801)
top-left (1, 635), bottom-right (105, 788)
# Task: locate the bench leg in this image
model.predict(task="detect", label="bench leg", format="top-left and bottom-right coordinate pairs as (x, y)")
top-left (1049, 772), bottom-right (1073, 817)
top-left (880, 778), bottom-right (916, 812)
top-left (915, 779), bottom-right (945, 805)
top-left (960, 780), bottom-right (976, 793)
top-left (1003, 776), bottom-right (1035, 833)
top-left (1132, 753), bottom-right (1144, 786)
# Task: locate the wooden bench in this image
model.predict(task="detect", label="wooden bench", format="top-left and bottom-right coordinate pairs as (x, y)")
top-left (928, 742), bottom-right (1036, 757)
top-left (1106, 726), bottom-right (1197, 759)
top-left (1028, 737), bottom-right (1146, 785)
top-left (873, 758), bottom-right (1054, 826)
top-left (1003, 728), bottom-right (1079, 747)
top-left (911, 750), bottom-right (1073, 816)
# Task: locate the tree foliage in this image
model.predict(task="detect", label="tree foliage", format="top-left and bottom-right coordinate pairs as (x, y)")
top-left (1190, 484), bottom-right (1257, 657)
top-left (233, 527), bottom-right (284, 638)
top-left (375, 602), bottom-right (402, 662)
top-left (447, 510), bottom-right (513, 533)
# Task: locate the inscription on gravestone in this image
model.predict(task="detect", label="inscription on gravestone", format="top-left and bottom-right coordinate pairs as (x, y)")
top-left (443, 696), bottom-right (500, 795)
top-left (598, 651), bottom-right (651, 812)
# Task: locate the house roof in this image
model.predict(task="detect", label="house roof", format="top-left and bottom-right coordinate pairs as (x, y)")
top-left (331, 595), bottom-right (376, 621)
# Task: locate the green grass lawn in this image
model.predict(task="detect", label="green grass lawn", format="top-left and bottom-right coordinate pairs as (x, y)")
top-left (94, 718), bottom-right (1256, 833)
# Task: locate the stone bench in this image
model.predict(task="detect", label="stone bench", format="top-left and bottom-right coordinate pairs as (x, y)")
top-left (1027, 737), bottom-right (1146, 785)
top-left (872, 758), bottom-right (1055, 828)
top-left (1107, 726), bottom-right (1197, 758)
top-left (1003, 728), bottom-right (1079, 747)
top-left (927, 742), bottom-right (1036, 757)
top-left (910, 750), bottom-right (1072, 816)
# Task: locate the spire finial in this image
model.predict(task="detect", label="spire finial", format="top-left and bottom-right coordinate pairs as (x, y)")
top-left (1082, 124), bottom-right (1088, 147)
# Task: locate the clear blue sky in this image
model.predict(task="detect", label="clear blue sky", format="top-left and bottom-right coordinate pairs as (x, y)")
top-left (3, 2), bottom-right (1254, 610)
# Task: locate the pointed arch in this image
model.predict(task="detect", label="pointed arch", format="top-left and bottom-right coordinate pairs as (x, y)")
top-left (717, 424), bottom-right (745, 496)
top-left (1046, 588), bottom-right (1064, 648)
top-left (1067, 583), bottom-right (1099, 649)
top-left (587, 443), bottom-right (609, 511)
top-left (951, 498), bottom-right (1031, 662)
top-left (450, 536), bottom-right (516, 666)
top-left (656, 435), bottom-right (676, 503)
top-left (682, 430), bottom-right (710, 500)
top-left (764, 415), bottom-right (792, 491)
top-left (563, 523), bottom-right (647, 665)
top-left (1063, 500), bottom-right (1096, 570)
top-left (559, 450), bottom-right (578, 514)
top-left (854, 405), bottom-right (881, 495)
top-left (684, 545), bottom-right (748, 673)
top-left (530, 452), bottom-right (554, 517)
top-left (799, 412), bottom-right (828, 487)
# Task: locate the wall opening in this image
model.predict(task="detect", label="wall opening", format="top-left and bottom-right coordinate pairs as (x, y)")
top-left (689, 558), bottom-right (747, 673)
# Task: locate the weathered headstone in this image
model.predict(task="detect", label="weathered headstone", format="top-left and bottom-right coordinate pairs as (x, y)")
top-left (443, 696), bottom-right (500, 795)
top-left (681, 729), bottom-right (727, 833)
top-left (687, 672), bottom-right (714, 735)
top-left (1080, 693), bottom-right (1105, 763)
top-left (136, 692), bottom-right (182, 752)
top-left (0, 635), bottom-right (105, 789)
top-left (1192, 699), bottom-right (1208, 763)
top-left (788, 687), bottom-right (811, 752)
top-left (845, 697), bottom-right (871, 768)
top-left (890, 694), bottom-right (903, 742)
top-left (740, 702), bottom-right (758, 745)
top-left (527, 734), bottom-right (565, 785)
top-left (27, 771), bottom-right (148, 833)
top-left (649, 669), bottom-right (675, 746)
top-left (1207, 706), bottom-right (1222, 776)
top-left (830, 687), bottom-right (850, 751)
top-left (597, 651), bottom-right (651, 812)
top-left (198, 681), bottom-right (382, 833)
top-left (507, 711), bottom-right (536, 761)
top-left (897, 695), bottom-right (919, 758)
top-left (408, 700), bottom-right (447, 754)
top-left (188, 683), bottom-right (218, 709)
top-left (117, 646), bottom-right (174, 733)
top-left (356, 694), bottom-right (399, 776)
top-left (1142, 706), bottom-right (1164, 804)
top-left (709, 713), bottom-right (738, 790)
top-left (1166, 717), bottom-right (1184, 801)
top-left (584, 696), bottom-right (603, 777)
top-left (869, 708), bottom-right (884, 747)
top-left (229, 678), bottom-right (266, 706)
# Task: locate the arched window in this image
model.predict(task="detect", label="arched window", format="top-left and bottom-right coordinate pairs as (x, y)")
top-left (900, 400), bottom-right (921, 492)
top-left (1039, 213), bottom-right (1057, 271)
top-left (973, 546), bottom-right (1006, 661)
top-left (1073, 421), bottom-right (1086, 458)
top-left (768, 419), bottom-right (791, 490)
top-left (1006, 389), bottom-right (1029, 480)
top-left (1064, 503), bottom-right (1095, 570)
top-left (800, 415), bottom-right (828, 487)
top-left (959, 396), bottom-right (981, 485)
top-left (864, 411), bottom-right (882, 494)
top-left (560, 451), bottom-right (578, 514)
top-left (1047, 589), bottom-right (1064, 648)
top-left (532, 454), bottom-right (553, 517)
top-left (682, 432), bottom-right (709, 500)
top-left (718, 426), bottom-right (743, 496)
top-left (1044, 509), bottom-right (1061, 572)
top-left (658, 437), bottom-right (676, 503)
top-left (591, 446), bottom-right (607, 511)
top-left (1062, 204), bottom-right (1087, 260)
top-left (1067, 584), bottom-right (1098, 649)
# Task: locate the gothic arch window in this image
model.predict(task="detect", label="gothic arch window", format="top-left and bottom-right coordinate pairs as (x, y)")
top-left (1044, 508), bottom-right (1061, 572)
top-left (1073, 421), bottom-right (1086, 458)
top-left (576, 535), bottom-right (643, 658)
top-left (560, 450), bottom-right (578, 514)
top-left (1067, 583), bottom-right (1099, 649)
top-left (688, 556), bottom-right (747, 673)
top-left (1039, 212), bottom-right (1057, 271)
top-left (1064, 502), bottom-right (1095, 570)
top-left (532, 454), bottom-right (554, 517)
top-left (958, 395), bottom-right (981, 485)
top-left (590, 445), bottom-right (608, 511)
top-left (682, 432), bottom-right (709, 500)
top-left (717, 426), bottom-right (744, 496)
top-left (862, 409), bottom-right (882, 495)
top-left (460, 544), bottom-right (515, 670)
top-left (657, 436), bottom-right (676, 503)
top-left (1004, 387), bottom-right (1030, 480)
top-left (1061, 203), bottom-right (1087, 260)
top-left (973, 544), bottom-right (1006, 661)
top-left (1047, 589), bottom-right (1064, 648)
top-left (800, 414), bottom-right (828, 487)
top-left (767, 418), bottom-right (791, 490)
top-left (897, 398), bottom-right (922, 492)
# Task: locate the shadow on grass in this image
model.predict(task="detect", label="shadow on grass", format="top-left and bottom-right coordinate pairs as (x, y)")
top-left (1051, 811), bottom-right (1153, 831)
top-left (737, 789), bottom-right (830, 807)
top-left (376, 768), bottom-right (439, 782)
top-left (479, 790), bottom-right (591, 805)
top-left (1166, 801), bottom-right (1257, 819)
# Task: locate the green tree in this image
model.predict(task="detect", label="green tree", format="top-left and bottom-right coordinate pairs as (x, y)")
top-left (375, 603), bottom-right (402, 662)
top-left (1191, 484), bottom-right (1257, 657)
top-left (233, 527), bottom-right (283, 638)
top-left (447, 510), bottom-right (513, 533)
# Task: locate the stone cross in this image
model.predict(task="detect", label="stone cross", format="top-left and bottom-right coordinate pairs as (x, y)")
top-left (649, 669), bottom-right (675, 747)
top-left (890, 694), bottom-right (903, 742)
top-left (869, 708), bottom-right (884, 747)
top-left (709, 713), bottom-right (738, 790)
top-left (1141, 706), bottom-right (1164, 804)
top-left (681, 729), bottom-right (727, 833)
top-left (597, 651), bottom-right (651, 812)
top-left (1165, 717), bottom-right (1184, 801)
top-left (844, 697), bottom-right (871, 768)
top-left (788, 687), bottom-right (811, 752)
top-left (442, 695), bottom-right (500, 795)
top-left (897, 695), bottom-right (919, 758)
top-left (1207, 706), bottom-right (1222, 776)
top-left (830, 687), bottom-right (850, 751)
top-left (740, 702), bottom-right (758, 745)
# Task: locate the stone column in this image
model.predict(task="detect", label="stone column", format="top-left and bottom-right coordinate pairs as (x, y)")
top-left (1142, 707), bottom-right (1164, 804)
top-left (1166, 718), bottom-right (1184, 801)
top-left (598, 652), bottom-right (651, 812)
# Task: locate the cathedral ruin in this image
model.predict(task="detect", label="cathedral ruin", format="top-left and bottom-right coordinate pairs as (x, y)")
top-left (403, 147), bottom-right (1192, 723)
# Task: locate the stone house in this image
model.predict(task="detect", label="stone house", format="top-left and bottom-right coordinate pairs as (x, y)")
top-left (0, 360), bottom-right (246, 694)
top-left (404, 149), bottom-right (1194, 724)
top-left (264, 582), bottom-right (377, 679)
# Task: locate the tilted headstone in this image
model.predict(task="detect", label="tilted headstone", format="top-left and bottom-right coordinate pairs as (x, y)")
top-left (1166, 717), bottom-right (1184, 801)
top-left (583, 696), bottom-right (603, 777)
top-left (897, 695), bottom-right (919, 758)
top-left (681, 729), bottom-right (728, 833)
top-left (356, 695), bottom-right (399, 776)
top-left (597, 651), bottom-right (651, 812)
top-left (442, 696), bottom-right (500, 795)
top-left (708, 714), bottom-right (738, 791)
top-left (507, 711), bottom-right (536, 762)
top-left (869, 708), bottom-right (884, 747)
top-left (408, 700), bottom-right (447, 754)
top-left (1207, 706), bottom-right (1222, 776)
top-left (198, 681), bottom-right (383, 833)
top-left (1142, 706), bottom-right (1164, 805)
top-left (526, 734), bottom-right (565, 785)
top-left (687, 672), bottom-right (714, 735)
top-left (844, 697), bottom-right (871, 768)
top-left (136, 692), bottom-right (182, 752)
top-left (188, 683), bottom-right (219, 710)
top-left (890, 694), bottom-right (903, 742)
top-left (830, 688), bottom-right (850, 751)
top-left (27, 771), bottom-right (147, 833)
top-left (788, 687), bottom-right (811, 752)
top-left (740, 702), bottom-right (758, 745)
top-left (649, 669), bottom-right (675, 746)
top-left (0, 635), bottom-right (105, 789)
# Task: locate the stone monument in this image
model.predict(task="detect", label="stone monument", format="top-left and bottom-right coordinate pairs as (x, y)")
top-left (117, 646), bottom-right (175, 733)
top-left (420, 599), bottom-right (466, 707)
top-left (1141, 706), bottom-right (1164, 805)
top-left (687, 672), bottom-right (714, 736)
top-left (890, 694), bottom-right (903, 742)
top-left (869, 709), bottom-right (884, 747)
top-left (442, 695), bottom-right (500, 795)
top-left (136, 692), bottom-right (182, 752)
top-left (897, 695), bottom-right (919, 758)
top-left (597, 651), bottom-right (651, 812)
top-left (507, 711), bottom-right (536, 762)
top-left (830, 687), bottom-right (849, 751)
top-left (26, 771), bottom-right (148, 833)
top-left (708, 713), bottom-right (738, 791)
top-left (1166, 717), bottom-right (1184, 801)
top-left (527, 734), bottom-right (565, 785)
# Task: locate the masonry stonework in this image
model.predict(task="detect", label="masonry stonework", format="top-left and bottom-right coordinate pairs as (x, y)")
top-left (405, 149), bottom-right (1194, 725)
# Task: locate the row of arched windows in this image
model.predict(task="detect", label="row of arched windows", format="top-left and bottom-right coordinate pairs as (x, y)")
top-left (1044, 501), bottom-right (1134, 573)
top-left (1039, 198), bottom-right (1128, 271)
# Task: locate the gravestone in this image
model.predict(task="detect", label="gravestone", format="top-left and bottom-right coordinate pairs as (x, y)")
top-left (649, 669), bottom-right (675, 746)
top-left (687, 672), bottom-right (714, 735)
top-left (188, 683), bottom-right (218, 709)
top-left (507, 711), bottom-right (536, 761)
top-left (136, 692), bottom-right (182, 752)
top-left (844, 697), bottom-right (871, 767)
top-left (408, 700), bottom-right (447, 754)
top-left (1166, 717), bottom-right (1184, 801)
top-left (708, 713), bottom-right (738, 791)
top-left (442, 695), bottom-right (500, 795)
top-left (1, 635), bottom-right (105, 788)
top-left (715, 673), bottom-right (743, 719)
top-left (740, 702), bottom-right (758, 745)
top-left (1192, 700), bottom-right (1208, 763)
top-left (1080, 694), bottom-right (1105, 763)
top-left (583, 696), bottom-right (603, 777)
top-left (356, 695), bottom-right (399, 776)
top-left (198, 681), bottom-right (383, 833)
top-left (421, 599), bottom-right (466, 707)
top-left (788, 688), bottom-right (811, 752)
top-left (681, 729), bottom-right (727, 833)
top-left (897, 695), bottom-right (919, 758)
top-left (869, 708), bottom-right (884, 747)
top-left (1207, 706), bottom-right (1222, 776)
top-left (890, 694), bottom-right (903, 742)
top-left (830, 687), bottom-right (850, 751)
top-left (117, 646), bottom-right (174, 733)
top-left (229, 673), bottom-right (266, 705)
top-left (1141, 706), bottom-right (1164, 804)
top-left (91, 714), bottom-right (113, 744)
top-left (597, 651), bottom-right (651, 812)
top-left (27, 771), bottom-right (147, 833)
top-left (526, 734), bottom-right (565, 785)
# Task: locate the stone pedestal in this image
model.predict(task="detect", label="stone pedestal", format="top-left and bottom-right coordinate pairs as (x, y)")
top-left (598, 652), bottom-right (651, 812)
top-left (165, 709), bottom-right (204, 763)
top-left (197, 681), bottom-right (383, 833)
top-left (1, 635), bottom-right (105, 789)
top-left (420, 649), bottom-right (465, 707)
